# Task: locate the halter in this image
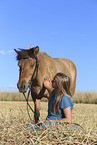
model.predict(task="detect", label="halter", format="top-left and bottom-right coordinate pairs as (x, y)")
top-left (28, 56), bottom-right (38, 88)
top-left (23, 56), bottom-right (39, 122)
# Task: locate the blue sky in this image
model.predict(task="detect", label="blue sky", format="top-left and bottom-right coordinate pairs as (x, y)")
top-left (0, 0), bottom-right (97, 92)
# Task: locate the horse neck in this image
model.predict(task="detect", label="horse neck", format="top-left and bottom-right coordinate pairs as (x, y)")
top-left (38, 51), bottom-right (53, 63)
top-left (36, 51), bottom-right (53, 77)
top-left (37, 52), bottom-right (47, 65)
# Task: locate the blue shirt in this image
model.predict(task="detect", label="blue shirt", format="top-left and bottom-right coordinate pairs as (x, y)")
top-left (46, 90), bottom-right (74, 120)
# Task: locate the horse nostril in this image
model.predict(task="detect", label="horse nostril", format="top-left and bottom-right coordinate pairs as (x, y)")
top-left (17, 81), bottom-right (27, 92)
top-left (22, 83), bottom-right (26, 90)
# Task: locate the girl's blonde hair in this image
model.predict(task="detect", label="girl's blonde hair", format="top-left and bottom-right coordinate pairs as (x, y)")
top-left (49, 72), bottom-right (72, 116)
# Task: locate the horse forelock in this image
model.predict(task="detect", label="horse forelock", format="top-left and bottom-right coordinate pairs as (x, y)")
top-left (16, 48), bottom-right (35, 60)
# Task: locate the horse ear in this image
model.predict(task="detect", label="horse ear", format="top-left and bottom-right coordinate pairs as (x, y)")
top-left (14, 49), bottom-right (20, 54)
top-left (34, 46), bottom-right (39, 55)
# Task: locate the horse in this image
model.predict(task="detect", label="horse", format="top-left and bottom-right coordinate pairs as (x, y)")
top-left (14, 46), bottom-right (77, 123)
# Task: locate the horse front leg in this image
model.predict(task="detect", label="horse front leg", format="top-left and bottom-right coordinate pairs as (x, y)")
top-left (31, 86), bottom-right (46, 123)
top-left (33, 98), bottom-right (40, 123)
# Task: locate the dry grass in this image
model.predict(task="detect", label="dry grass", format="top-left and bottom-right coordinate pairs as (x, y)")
top-left (0, 91), bottom-right (97, 104)
top-left (73, 91), bottom-right (97, 104)
top-left (0, 102), bottom-right (97, 144)
top-left (0, 92), bottom-right (26, 101)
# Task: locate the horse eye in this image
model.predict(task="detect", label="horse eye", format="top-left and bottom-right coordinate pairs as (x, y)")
top-left (30, 64), bottom-right (34, 68)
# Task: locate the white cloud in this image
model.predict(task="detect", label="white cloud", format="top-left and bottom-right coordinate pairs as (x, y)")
top-left (0, 85), bottom-right (17, 91)
top-left (0, 50), bottom-right (13, 55)
top-left (8, 85), bottom-right (17, 88)
top-left (0, 50), bottom-right (5, 55)
top-left (7, 50), bottom-right (13, 54)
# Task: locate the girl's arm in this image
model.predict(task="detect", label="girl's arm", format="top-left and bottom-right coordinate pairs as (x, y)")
top-left (47, 106), bottom-right (72, 123)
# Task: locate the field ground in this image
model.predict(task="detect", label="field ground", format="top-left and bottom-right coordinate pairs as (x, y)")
top-left (0, 101), bottom-right (97, 144)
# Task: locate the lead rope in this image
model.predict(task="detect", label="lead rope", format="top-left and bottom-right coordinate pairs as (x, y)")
top-left (23, 90), bottom-right (35, 122)
top-left (23, 57), bottom-right (39, 122)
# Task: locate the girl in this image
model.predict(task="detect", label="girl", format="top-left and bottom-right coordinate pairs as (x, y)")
top-left (27, 72), bottom-right (74, 129)
top-left (44, 72), bottom-right (74, 123)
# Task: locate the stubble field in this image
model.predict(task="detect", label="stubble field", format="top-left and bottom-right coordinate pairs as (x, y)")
top-left (0, 101), bottom-right (97, 144)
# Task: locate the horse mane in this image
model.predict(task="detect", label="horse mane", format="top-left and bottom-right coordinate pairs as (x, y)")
top-left (16, 47), bottom-right (35, 60)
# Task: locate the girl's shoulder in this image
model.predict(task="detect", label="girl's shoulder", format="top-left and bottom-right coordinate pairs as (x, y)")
top-left (61, 95), bottom-right (70, 101)
top-left (60, 95), bottom-right (74, 109)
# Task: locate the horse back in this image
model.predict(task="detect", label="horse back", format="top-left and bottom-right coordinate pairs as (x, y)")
top-left (39, 52), bottom-right (77, 96)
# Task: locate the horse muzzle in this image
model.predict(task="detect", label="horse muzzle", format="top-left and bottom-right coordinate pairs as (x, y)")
top-left (17, 81), bottom-right (29, 93)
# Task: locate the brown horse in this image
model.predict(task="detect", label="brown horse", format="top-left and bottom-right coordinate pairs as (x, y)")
top-left (14, 46), bottom-right (77, 123)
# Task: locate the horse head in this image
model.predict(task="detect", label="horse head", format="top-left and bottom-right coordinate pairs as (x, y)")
top-left (14, 46), bottom-right (39, 93)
